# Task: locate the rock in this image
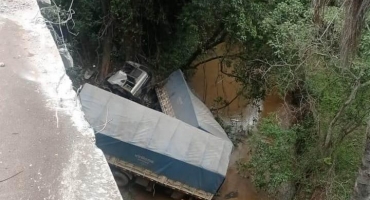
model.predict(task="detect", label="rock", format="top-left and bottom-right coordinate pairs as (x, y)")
top-left (36, 0), bottom-right (51, 7)
top-left (0, 62), bottom-right (5, 67)
top-left (224, 191), bottom-right (238, 199)
top-left (276, 182), bottom-right (295, 200)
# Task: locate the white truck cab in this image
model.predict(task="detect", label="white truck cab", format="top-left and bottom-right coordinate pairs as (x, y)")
top-left (107, 61), bottom-right (149, 97)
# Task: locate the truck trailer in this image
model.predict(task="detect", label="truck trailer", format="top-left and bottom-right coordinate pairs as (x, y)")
top-left (79, 83), bottom-right (233, 199)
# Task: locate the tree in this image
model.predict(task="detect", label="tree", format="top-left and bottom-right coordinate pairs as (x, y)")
top-left (240, 0), bottom-right (370, 198)
top-left (316, 1), bottom-right (370, 199)
top-left (100, 0), bottom-right (113, 79)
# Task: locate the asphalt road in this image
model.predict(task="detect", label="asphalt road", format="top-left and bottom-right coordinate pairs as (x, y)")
top-left (0, 1), bottom-right (121, 199)
top-left (0, 17), bottom-right (72, 200)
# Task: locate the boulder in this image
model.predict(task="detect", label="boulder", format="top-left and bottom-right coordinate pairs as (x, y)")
top-left (276, 182), bottom-right (295, 200)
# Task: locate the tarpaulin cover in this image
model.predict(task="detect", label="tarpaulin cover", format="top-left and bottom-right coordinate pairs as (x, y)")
top-left (80, 84), bottom-right (233, 194)
top-left (163, 70), bottom-right (229, 140)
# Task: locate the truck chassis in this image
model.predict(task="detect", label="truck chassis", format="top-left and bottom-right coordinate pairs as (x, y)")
top-left (106, 155), bottom-right (214, 200)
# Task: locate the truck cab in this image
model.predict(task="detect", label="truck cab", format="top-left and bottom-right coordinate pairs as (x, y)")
top-left (106, 61), bottom-right (149, 98)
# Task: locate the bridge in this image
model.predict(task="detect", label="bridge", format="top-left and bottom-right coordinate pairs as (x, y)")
top-left (0, 0), bottom-right (122, 199)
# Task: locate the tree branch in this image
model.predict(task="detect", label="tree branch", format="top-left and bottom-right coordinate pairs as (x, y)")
top-left (210, 93), bottom-right (241, 111)
top-left (220, 62), bottom-right (239, 79)
top-left (324, 81), bottom-right (361, 148)
top-left (337, 121), bottom-right (365, 146)
top-left (324, 79), bottom-right (370, 149)
top-left (180, 26), bottom-right (227, 70)
top-left (189, 53), bottom-right (243, 69)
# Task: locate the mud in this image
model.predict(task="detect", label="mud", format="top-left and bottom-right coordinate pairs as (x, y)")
top-left (214, 142), bottom-right (267, 200)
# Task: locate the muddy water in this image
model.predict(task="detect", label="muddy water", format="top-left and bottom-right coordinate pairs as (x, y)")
top-left (189, 61), bottom-right (248, 116)
top-left (189, 43), bottom-right (248, 117)
top-left (261, 92), bottom-right (285, 118)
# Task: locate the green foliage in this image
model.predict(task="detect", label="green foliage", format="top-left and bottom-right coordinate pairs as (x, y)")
top-left (245, 116), bottom-right (297, 194)
top-left (258, 0), bottom-right (313, 94)
top-left (156, 0), bottom-right (266, 77)
top-left (42, 0), bottom-right (103, 66)
top-left (262, 0), bottom-right (311, 60)
top-left (235, 1), bottom-right (369, 198)
top-left (243, 1), bottom-right (370, 198)
top-left (224, 0), bottom-right (313, 99)
top-left (330, 133), bottom-right (365, 199)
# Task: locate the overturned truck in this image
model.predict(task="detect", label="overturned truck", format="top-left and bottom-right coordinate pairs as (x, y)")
top-left (80, 83), bottom-right (232, 200)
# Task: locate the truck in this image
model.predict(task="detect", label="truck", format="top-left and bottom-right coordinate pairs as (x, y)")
top-left (80, 74), bottom-right (233, 199)
top-left (104, 61), bottom-right (161, 111)
top-left (105, 61), bottom-right (149, 98)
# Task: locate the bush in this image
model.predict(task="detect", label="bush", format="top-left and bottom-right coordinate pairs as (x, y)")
top-left (244, 116), bottom-right (297, 194)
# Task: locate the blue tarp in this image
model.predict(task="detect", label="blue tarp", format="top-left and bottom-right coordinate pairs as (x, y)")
top-left (80, 84), bottom-right (233, 194)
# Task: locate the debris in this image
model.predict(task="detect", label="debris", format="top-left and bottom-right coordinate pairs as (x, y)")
top-left (84, 69), bottom-right (95, 80)
top-left (0, 62), bottom-right (5, 67)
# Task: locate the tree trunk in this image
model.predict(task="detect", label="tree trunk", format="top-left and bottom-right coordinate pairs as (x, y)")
top-left (324, 81), bottom-right (360, 149)
top-left (100, 0), bottom-right (113, 80)
top-left (100, 25), bottom-right (113, 79)
top-left (352, 122), bottom-right (370, 200)
top-left (341, 0), bottom-right (370, 65)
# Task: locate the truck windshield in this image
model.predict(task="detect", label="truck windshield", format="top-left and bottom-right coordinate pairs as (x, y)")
top-left (130, 68), bottom-right (142, 79)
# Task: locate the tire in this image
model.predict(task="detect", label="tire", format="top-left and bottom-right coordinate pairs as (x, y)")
top-left (112, 170), bottom-right (130, 187)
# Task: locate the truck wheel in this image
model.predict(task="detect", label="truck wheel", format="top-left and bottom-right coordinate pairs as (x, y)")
top-left (112, 171), bottom-right (130, 187)
top-left (170, 190), bottom-right (186, 199)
